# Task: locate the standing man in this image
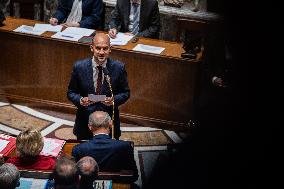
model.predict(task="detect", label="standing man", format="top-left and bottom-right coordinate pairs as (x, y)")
top-left (108, 0), bottom-right (160, 39)
top-left (67, 33), bottom-right (130, 140)
top-left (49, 0), bottom-right (103, 29)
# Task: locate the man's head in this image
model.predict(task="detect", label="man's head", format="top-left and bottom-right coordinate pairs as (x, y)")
top-left (88, 111), bottom-right (112, 134)
top-left (53, 156), bottom-right (79, 187)
top-left (0, 163), bottom-right (20, 189)
top-left (77, 156), bottom-right (99, 183)
top-left (16, 128), bottom-right (44, 157)
top-left (90, 33), bottom-right (111, 65)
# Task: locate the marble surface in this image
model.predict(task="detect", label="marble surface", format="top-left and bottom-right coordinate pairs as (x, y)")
top-left (0, 101), bottom-right (188, 187)
top-left (0, 105), bottom-right (51, 131)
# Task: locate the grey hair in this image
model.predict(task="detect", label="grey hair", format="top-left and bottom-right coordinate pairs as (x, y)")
top-left (77, 156), bottom-right (99, 180)
top-left (88, 111), bottom-right (111, 129)
top-left (0, 163), bottom-right (20, 189)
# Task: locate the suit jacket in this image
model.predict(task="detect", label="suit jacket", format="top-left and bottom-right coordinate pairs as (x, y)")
top-left (67, 58), bottom-right (130, 139)
top-left (54, 0), bottom-right (103, 29)
top-left (109, 0), bottom-right (160, 38)
top-left (72, 134), bottom-right (138, 182)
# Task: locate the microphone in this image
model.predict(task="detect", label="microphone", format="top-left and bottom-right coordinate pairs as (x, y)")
top-left (103, 67), bottom-right (115, 139)
top-left (103, 67), bottom-right (110, 83)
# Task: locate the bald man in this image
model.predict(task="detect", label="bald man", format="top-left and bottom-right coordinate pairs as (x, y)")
top-left (67, 33), bottom-right (130, 140)
top-left (77, 156), bottom-right (99, 189)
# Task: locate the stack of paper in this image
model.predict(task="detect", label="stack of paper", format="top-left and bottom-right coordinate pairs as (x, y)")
top-left (40, 137), bottom-right (66, 157)
top-left (132, 44), bottom-right (165, 54)
top-left (13, 25), bottom-right (45, 36)
top-left (110, 32), bottom-right (134, 46)
top-left (33, 24), bottom-right (63, 32)
top-left (51, 27), bottom-right (95, 42)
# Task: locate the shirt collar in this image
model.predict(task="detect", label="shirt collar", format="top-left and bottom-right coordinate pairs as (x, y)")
top-left (131, 0), bottom-right (141, 5)
top-left (93, 133), bottom-right (111, 139)
top-left (92, 57), bottom-right (107, 68)
top-left (93, 133), bottom-right (109, 136)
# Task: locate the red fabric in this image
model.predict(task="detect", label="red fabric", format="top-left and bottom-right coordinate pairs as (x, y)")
top-left (6, 155), bottom-right (56, 170)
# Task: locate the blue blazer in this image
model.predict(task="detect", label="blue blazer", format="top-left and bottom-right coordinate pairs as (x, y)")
top-left (72, 134), bottom-right (138, 182)
top-left (67, 58), bottom-right (130, 139)
top-left (54, 0), bottom-right (103, 29)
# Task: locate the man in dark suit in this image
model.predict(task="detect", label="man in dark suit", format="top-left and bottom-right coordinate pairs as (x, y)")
top-left (72, 111), bottom-right (138, 182)
top-left (108, 0), bottom-right (160, 39)
top-left (49, 0), bottom-right (103, 29)
top-left (67, 33), bottom-right (130, 140)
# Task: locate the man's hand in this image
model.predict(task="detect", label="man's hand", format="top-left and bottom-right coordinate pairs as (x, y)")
top-left (108, 28), bottom-right (117, 38)
top-left (62, 22), bottom-right (80, 27)
top-left (49, 17), bottom-right (58, 25)
top-left (102, 97), bottom-right (114, 106)
top-left (212, 76), bottom-right (227, 88)
top-left (124, 32), bottom-right (134, 36)
top-left (80, 97), bottom-right (91, 107)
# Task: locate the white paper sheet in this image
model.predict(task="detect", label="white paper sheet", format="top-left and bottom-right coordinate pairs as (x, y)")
top-left (61, 27), bottom-right (95, 36)
top-left (33, 24), bottom-right (63, 32)
top-left (51, 32), bottom-right (83, 41)
top-left (132, 44), bottom-right (165, 54)
top-left (88, 94), bottom-right (106, 102)
top-left (0, 139), bottom-right (9, 152)
top-left (110, 32), bottom-right (134, 46)
top-left (40, 137), bottom-right (65, 157)
top-left (13, 25), bottom-right (45, 36)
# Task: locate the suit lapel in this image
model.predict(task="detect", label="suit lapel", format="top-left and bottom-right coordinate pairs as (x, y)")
top-left (86, 59), bottom-right (95, 94)
top-left (124, 0), bottom-right (131, 29)
top-left (139, 0), bottom-right (146, 31)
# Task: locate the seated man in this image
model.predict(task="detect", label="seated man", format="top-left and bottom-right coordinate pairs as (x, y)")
top-left (108, 0), bottom-right (160, 39)
top-left (53, 156), bottom-right (80, 189)
top-left (0, 163), bottom-right (20, 189)
top-left (77, 156), bottom-right (99, 189)
top-left (72, 111), bottom-right (138, 182)
top-left (49, 0), bottom-right (103, 29)
top-left (6, 129), bottom-right (56, 170)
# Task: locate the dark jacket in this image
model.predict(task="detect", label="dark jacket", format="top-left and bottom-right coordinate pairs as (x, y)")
top-left (54, 0), bottom-right (103, 29)
top-left (109, 0), bottom-right (160, 38)
top-left (72, 134), bottom-right (138, 182)
top-left (67, 58), bottom-right (130, 140)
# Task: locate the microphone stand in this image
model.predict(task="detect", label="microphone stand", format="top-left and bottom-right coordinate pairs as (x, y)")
top-left (105, 75), bottom-right (115, 139)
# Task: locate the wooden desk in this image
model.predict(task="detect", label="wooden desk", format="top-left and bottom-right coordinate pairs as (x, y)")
top-left (0, 17), bottom-right (200, 130)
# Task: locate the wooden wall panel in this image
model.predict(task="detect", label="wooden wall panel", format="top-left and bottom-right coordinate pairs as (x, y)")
top-left (0, 17), bottom-right (200, 131)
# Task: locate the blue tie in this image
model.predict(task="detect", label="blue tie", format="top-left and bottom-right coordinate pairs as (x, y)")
top-left (132, 3), bottom-right (139, 35)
